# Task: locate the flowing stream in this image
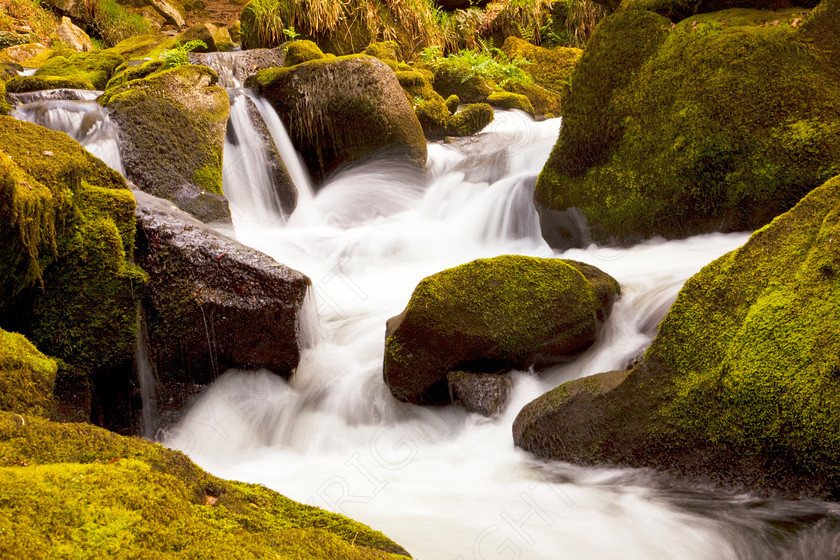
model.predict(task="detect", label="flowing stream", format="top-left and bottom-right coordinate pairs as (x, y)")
top-left (14, 78), bottom-right (840, 559)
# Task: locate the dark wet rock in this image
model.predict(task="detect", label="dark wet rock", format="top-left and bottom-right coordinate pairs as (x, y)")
top-left (133, 190), bottom-right (310, 424)
top-left (447, 371), bottom-right (511, 416)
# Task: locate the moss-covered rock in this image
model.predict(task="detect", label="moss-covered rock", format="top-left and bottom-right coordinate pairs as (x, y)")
top-left (515, 175), bottom-right (840, 498)
top-left (0, 411), bottom-right (411, 558)
top-left (445, 103), bottom-right (494, 136)
top-left (501, 36), bottom-right (581, 93)
top-left (0, 117), bottom-right (144, 423)
top-left (432, 59), bottom-right (495, 103)
top-left (0, 328), bottom-right (57, 417)
top-left (108, 33), bottom-right (173, 58)
top-left (105, 58), bottom-right (165, 90)
top-left (0, 78), bottom-right (9, 115)
top-left (384, 255), bottom-right (620, 404)
top-left (254, 54), bottom-right (426, 185)
top-left (502, 82), bottom-right (562, 118)
top-left (487, 91), bottom-right (535, 116)
top-left (284, 39), bottom-right (326, 66)
top-left (5, 74), bottom-right (95, 92)
top-left (100, 64), bottom-right (231, 222)
top-left (620, 0), bottom-right (820, 22)
top-left (535, 6), bottom-right (840, 249)
top-left (364, 40), bottom-right (399, 68)
top-left (176, 22), bottom-right (235, 52)
top-left (444, 94), bottom-right (459, 114)
top-left (34, 50), bottom-right (125, 90)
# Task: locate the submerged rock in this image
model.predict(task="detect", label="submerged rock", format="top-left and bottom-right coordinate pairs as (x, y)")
top-left (447, 371), bottom-right (511, 416)
top-left (515, 174), bottom-right (840, 498)
top-left (0, 411), bottom-right (411, 558)
top-left (100, 65), bottom-right (231, 223)
top-left (133, 191), bottom-right (310, 423)
top-left (384, 255), bottom-right (620, 404)
top-left (535, 5), bottom-right (840, 249)
top-left (253, 54), bottom-right (426, 185)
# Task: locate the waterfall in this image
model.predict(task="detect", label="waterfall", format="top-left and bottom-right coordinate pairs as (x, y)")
top-left (11, 94), bottom-right (125, 174)
top-left (157, 108), bottom-right (840, 559)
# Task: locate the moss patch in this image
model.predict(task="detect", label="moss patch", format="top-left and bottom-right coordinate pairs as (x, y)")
top-left (487, 91), bottom-right (535, 115)
top-left (105, 58), bottom-right (165, 90)
top-left (0, 116), bottom-right (144, 380)
top-left (34, 50), bottom-right (125, 90)
top-left (535, 6), bottom-right (840, 247)
top-left (6, 74), bottom-right (96, 92)
top-left (284, 39), bottom-right (326, 66)
top-left (445, 103), bottom-right (494, 136)
top-left (0, 411), bottom-right (410, 558)
top-left (0, 328), bottom-right (57, 417)
top-left (501, 36), bottom-right (581, 93)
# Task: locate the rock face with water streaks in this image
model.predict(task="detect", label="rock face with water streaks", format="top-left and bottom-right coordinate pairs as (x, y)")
top-left (515, 175), bottom-right (840, 498)
top-left (384, 255), bottom-right (620, 405)
top-left (100, 65), bottom-right (231, 223)
top-left (535, 3), bottom-right (840, 249)
top-left (252, 54), bottom-right (427, 186)
top-left (133, 191), bottom-right (310, 423)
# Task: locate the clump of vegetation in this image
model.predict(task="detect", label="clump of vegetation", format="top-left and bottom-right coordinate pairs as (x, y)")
top-left (422, 45), bottom-right (532, 88)
top-left (0, 0), bottom-right (58, 45)
top-left (83, 0), bottom-right (154, 47)
top-left (158, 40), bottom-right (207, 69)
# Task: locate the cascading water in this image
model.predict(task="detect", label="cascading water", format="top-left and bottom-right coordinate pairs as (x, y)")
top-left (10, 90), bottom-right (125, 174)
top-left (160, 107), bottom-right (840, 559)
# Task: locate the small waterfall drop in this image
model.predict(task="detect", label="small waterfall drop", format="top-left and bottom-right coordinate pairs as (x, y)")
top-left (11, 93), bottom-right (125, 174)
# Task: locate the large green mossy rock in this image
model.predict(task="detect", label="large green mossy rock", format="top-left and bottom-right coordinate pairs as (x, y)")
top-left (0, 411), bottom-right (411, 558)
top-left (620, 0), bottom-right (820, 22)
top-left (6, 74), bottom-right (96, 93)
top-left (283, 39), bottom-right (326, 66)
top-left (0, 328), bottom-right (57, 418)
top-left (253, 55), bottom-right (426, 185)
top-left (34, 50), bottom-right (125, 90)
top-left (384, 256), bottom-right (620, 404)
top-left (515, 175), bottom-right (840, 498)
top-left (432, 60), bottom-right (496, 103)
top-left (0, 117), bottom-right (145, 379)
top-left (501, 36), bottom-right (581, 94)
top-left (535, 5), bottom-right (840, 249)
top-left (100, 65), bottom-right (231, 222)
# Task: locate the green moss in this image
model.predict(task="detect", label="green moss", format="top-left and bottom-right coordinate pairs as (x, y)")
top-left (432, 59), bottom-right (496, 103)
top-left (384, 255), bottom-right (620, 402)
top-left (502, 82), bottom-right (562, 117)
top-left (176, 23), bottom-right (235, 53)
top-left (34, 50), bottom-right (125, 90)
top-left (621, 0), bottom-right (821, 22)
top-left (445, 103), bottom-right (494, 136)
top-left (0, 78), bottom-right (9, 115)
top-left (445, 94), bottom-right (459, 114)
top-left (487, 91), bottom-right (535, 116)
top-left (0, 411), bottom-right (410, 558)
top-left (0, 116), bottom-right (144, 376)
top-left (5, 74), bottom-right (96, 92)
top-left (536, 7), bottom-right (840, 245)
top-left (108, 34), bottom-right (173, 58)
top-left (105, 59), bottom-right (165, 90)
top-left (501, 36), bottom-right (581, 92)
top-left (191, 161), bottom-right (223, 195)
top-left (364, 41), bottom-right (399, 68)
top-left (284, 39), bottom-right (326, 66)
top-left (0, 328), bottom-right (57, 417)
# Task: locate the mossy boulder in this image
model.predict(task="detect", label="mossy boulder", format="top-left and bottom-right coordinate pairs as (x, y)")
top-left (0, 328), bottom-right (57, 417)
top-left (0, 117), bottom-right (145, 426)
top-left (0, 411), bottom-right (411, 558)
top-left (134, 191), bottom-right (310, 429)
top-left (105, 58), bottom-right (165, 90)
top-left (176, 22), bottom-right (235, 52)
top-left (34, 50), bottom-right (125, 90)
top-left (445, 94), bottom-right (459, 114)
top-left (5, 74), bottom-right (96, 92)
top-left (620, 0), bottom-right (820, 22)
top-left (445, 103), bottom-right (494, 136)
top-left (0, 79), bottom-right (9, 115)
top-left (100, 64), bottom-right (231, 223)
top-left (535, 6), bottom-right (840, 249)
top-left (284, 39), bottom-right (326, 66)
top-left (515, 175), bottom-right (840, 498)
top-left (254, 54), bottom-right (426, 185)
top-left (432, 59), bottom-right (495, 103)
top-left (502, 82), bottom-right (562, 118)
top-left (501, 36), bottom-right (581, 93)
top-left (364, 41), bottom-right (400, 68)
top-left (487, 91), bottom-right (535, 116)
top-left (0, 43), bottom-right (51, 66)
top-left (109, 33), bottom-right (172, 58)
top-left (384, 256), bottom-right (620, 404)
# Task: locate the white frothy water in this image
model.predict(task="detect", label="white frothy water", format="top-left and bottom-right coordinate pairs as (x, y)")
top-left (158, 107), bottom-right (788, 559)
top-left (10, 93), bottom-right (125, 174)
